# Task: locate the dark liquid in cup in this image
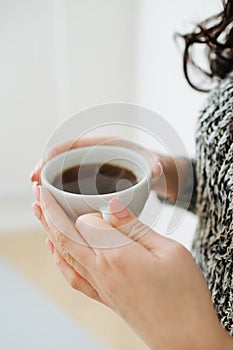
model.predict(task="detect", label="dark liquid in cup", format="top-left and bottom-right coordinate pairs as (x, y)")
top-left (53, 163), bottom-right (138, 195)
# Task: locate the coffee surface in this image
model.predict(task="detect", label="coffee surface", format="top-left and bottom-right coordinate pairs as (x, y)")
top-left (53, 163), bottom-right (137, 195)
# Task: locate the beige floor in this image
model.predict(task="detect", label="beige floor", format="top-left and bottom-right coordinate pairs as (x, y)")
top-left (0, 230), bottom-right (148, 350)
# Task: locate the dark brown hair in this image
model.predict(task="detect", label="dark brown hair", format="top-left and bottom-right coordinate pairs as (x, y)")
top-left (179, 0), bottom-right (233, 92)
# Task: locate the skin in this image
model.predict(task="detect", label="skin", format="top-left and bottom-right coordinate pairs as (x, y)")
top-left (31, 136), bottom-right (183, 200)
top-left (31, 138), bottom-right (233, 349)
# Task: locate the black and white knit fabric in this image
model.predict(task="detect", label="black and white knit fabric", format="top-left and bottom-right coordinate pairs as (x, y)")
top-left (187, 72), bottom-right (233, 334)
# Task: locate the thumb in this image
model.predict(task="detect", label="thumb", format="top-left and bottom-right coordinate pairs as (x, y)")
top-left (108, 197), bottom-right (136, 228)
top-left (108, 198), bottom-right (163, 249)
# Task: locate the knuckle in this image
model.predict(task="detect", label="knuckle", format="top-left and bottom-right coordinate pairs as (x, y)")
top-left (63, 251), bottom-right (73, 265)
top-left (56, 232), bottom-right (68, 250)
top-left (55, 256), bottom-right (63, 269)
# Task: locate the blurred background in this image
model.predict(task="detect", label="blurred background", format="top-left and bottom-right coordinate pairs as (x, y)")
top-left (0, 0), bottom-right (220, 349)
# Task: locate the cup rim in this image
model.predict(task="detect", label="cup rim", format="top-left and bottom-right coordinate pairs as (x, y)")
top-left (41, 145), bottom-right (152, 198)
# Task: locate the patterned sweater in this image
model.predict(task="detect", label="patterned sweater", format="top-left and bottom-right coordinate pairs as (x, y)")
top-left (189, 72), bottom-right (233, 334)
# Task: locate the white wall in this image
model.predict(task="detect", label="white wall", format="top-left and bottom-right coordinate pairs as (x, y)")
top-left (0, 0), bottom-right (222, 234)
top-left (0, 0), bottom-right (56, 199)
top-left (0, 0), bottom-right (139, 229)
top-left (53, 0), bottom-right (139, 116)
top-left (134, 0), bottom-right (220, 152)
top-left (130, 0), bottom-right (221, 247)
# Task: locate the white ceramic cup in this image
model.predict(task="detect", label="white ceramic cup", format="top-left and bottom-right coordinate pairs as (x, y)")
top-left (41, 145), bottom-right (152, 222)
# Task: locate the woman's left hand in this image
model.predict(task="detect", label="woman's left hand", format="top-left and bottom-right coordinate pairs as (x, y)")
top-left (32, 186), bottom-right (232, 350)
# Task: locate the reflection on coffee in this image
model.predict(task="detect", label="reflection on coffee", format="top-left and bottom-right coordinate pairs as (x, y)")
top-left (53, 163), bottom-right (138, 195)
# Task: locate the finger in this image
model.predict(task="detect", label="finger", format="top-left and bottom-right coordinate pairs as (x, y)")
top-left (32, 197), bottom-right (96, 285)
top-left (30, 159), bottom-right (43, 183)
top-left (32, 202), bottom-right (42, 221)
top-left (40, 186), bottom-right (96, 268)
top-left (32, 183), bottom-right (40, 202)
top-left (93, 138), bottom-right (162, 180)
top-left (40, 210), bottom-right (101, 297)
top-left (40, 186), bottom-right (89, 245)
top-left (75, 212), bottom-right (133, 249)
top-left (108, 197), bottom-right (165, 251)
top-left (30, 136), bottom-right (162, 184)
top-left (30, 137), bottom-right (118, 183)
top-left (152, 160), bottom-right (163, 178)
top-left (40, 205), bottom-right (104, 298)
top-left (43, 137), bottom-right (119, 163)
top-left (50, 244), bottom-right (103, 303)
top-left (32, 202), bottom-right (89, 281)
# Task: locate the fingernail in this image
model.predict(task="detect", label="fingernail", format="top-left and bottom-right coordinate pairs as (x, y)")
top-left (32, 184), bottom-right (40, 202)
top-left (32, 203), bottom-right (42, 220)
top-left (109, 197), bottom-right (130, 219)
top-left (45, 239), bottom-right (54, 254)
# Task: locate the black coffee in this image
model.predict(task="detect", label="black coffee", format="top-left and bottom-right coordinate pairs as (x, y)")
top-left (53, 163), bottom-right (138, 195)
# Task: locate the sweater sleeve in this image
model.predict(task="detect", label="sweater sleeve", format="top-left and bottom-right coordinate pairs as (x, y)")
top-left (158, 158), bottom-right (197, 214)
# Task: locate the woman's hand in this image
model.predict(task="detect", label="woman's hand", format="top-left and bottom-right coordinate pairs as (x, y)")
top-left (30, 137), bottom-right (163, 184)
top-left (32, 187), bottom-right (232, 350)
top-left (30, 136), bottom-right (188, 201)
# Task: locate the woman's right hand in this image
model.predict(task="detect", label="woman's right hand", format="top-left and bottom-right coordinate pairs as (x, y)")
top-left (30, 136), bottom-right (181, 201)
top-left (33, 190), bottom-right (232, 350)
